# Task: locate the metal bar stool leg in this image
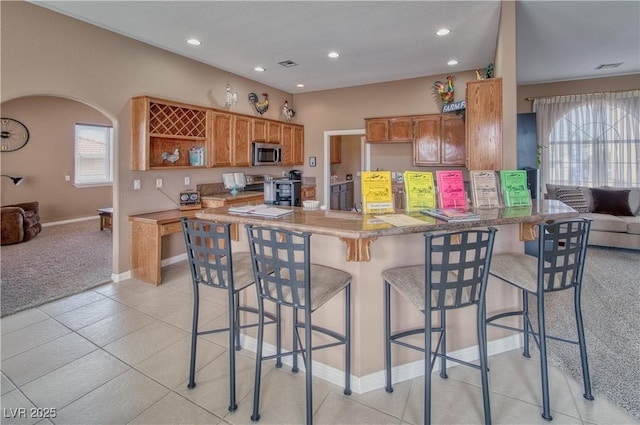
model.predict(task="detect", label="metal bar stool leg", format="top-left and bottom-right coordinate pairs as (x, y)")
top-left (251, 298), bottom-right (266, 422)
top-left (305, 307), bottom-right (313, 425)
top-left (424, 297), bottom-right (433, 425)
top-left (522, 290), bottom-right (531, 358)
top-left (575, 287), bottom-right (594, 400)
top-left (537, 294), bottom-right (552, 421)
top-left (477, 301), bottom-right (492, 425)
top-left (384, 281), bottom-right (393, 393)
top-left (187, 284), bottom-right (199, 389)
top-left (228, 290), bottom-right (238, 411)
top-left (275, 304), bottom-right (283, 368)
top-left (439, 309), bottom-right (448, 379)
top-left (292, 307), bottom-right (300, 373)
top-left (234, 292), bottom-right (241, 351)
top-left (344, 284), bottom-right (352, 395)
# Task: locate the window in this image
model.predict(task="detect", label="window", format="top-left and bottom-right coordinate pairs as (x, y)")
top-left (534, 91), bottom-right (640, 188)
top-left (75, 124), bottom-right (113, 186)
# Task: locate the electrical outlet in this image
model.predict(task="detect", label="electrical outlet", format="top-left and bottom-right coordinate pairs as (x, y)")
top-left (156, 178), bottom-right (163, 188)
top-left (184, 176), bottom-right (190, 186)
top-left (65, 175), bottom-right (71, 182)
top-left (282, 171), bottom-right (287, 177)
top-left (133, 179), bottom-right (141, 190)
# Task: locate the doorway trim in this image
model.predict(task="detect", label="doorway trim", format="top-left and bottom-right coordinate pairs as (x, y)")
top-left (323, 129), bottom-right (367, 208)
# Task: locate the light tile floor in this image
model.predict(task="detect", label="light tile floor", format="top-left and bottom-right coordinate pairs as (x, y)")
top-left (1, 262), bottom-right (638, 425)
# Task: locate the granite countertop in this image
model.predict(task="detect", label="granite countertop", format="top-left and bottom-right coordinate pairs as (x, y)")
top-left (196, 200), bottom-right (578, 240)
top-left (330, 179), bottom-right (354, 186)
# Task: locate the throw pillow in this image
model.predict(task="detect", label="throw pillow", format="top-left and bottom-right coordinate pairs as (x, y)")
top-left (555, 187), bottom-right (589, 212)
top-left (590, 188), bottom-right (634, 216)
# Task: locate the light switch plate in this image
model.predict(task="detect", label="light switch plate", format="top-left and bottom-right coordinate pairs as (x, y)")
top-left (184, 176), bottom-right (190, 186)
top-left (134, 179), bottom-right (141, 190)
top-left (156, 178), bottom-right (163, 188)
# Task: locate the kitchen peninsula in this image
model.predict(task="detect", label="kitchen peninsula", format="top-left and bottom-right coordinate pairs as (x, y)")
top-left (195, 200), bottom-right (578, 387)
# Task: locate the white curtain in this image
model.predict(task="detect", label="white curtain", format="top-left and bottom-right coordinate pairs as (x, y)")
top-left (533, 90), bottom-right (640, 188)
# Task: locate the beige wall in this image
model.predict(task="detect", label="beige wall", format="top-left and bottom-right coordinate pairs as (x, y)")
top-left (1, 96), bottom-right (112, 222)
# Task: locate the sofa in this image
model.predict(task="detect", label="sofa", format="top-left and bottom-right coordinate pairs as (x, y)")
top-left (546, 184), bottom-right (640, 250)
top-left (1, 201), bottom-right (42, 245)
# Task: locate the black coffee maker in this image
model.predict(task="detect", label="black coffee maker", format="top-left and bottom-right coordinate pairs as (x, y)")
top-left (288, 169), bottom-right (302, 181)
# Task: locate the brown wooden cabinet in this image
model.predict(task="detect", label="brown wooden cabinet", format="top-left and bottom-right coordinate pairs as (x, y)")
top-left (365, 116), bottom-right (413, 142)
top-left (282, 124), bottom-right (304, 166)
top-left (301, 186), bottom-right (316, 201)
top-left (131, 96), bottom-right (303, 170)
top-left (252, 118), bottom-right (267, 142)
top-left (212, 113), bottom-right (251, 167)
top-left (465, 78), bottom-right (503, 170)
top-left (412, 114), bottom-right (465, 166)
top-left (330, 136), bottom-right (342, 164)
top-left (131, 96), bottom-right (210, 170)
top-left (293, 125), bottom-right (304, 165)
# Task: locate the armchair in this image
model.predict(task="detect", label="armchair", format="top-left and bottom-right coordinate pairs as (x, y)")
top-left (1, 201), bottom-right (42, 245)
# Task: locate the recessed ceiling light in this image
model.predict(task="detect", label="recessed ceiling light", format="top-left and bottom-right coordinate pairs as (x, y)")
top-left (436, 28), bottom-right (451, 36)
top-left (297, 83), bottom-right (305, 88)
top-left (447, 59), bottom-right (458, 66)
top-left (186, 38), bottom-right (201, 46)
top-left (254, 66), bottom-right (265, 72)
top-left (328, 51), bottom-right (340, 58)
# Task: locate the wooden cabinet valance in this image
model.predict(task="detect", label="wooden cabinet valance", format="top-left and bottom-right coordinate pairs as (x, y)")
top-left (131, 96), bottom-right (303, 170)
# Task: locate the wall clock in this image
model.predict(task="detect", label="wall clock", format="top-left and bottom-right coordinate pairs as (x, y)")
top-left (1, 118), bottom-right (30, 152)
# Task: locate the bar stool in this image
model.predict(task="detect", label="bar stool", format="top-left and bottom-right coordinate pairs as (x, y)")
top-left (181, 219), bottom-right (280, 412)
top-left (245, 225), bottom-right (352, 425)
top-left (486, 218), bottom-right (593, 421)
top-left (383, 228), bottom-right (497, 425)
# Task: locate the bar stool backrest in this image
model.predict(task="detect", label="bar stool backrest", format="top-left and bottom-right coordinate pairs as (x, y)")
top-left (537, 219), bottom-right (591, 293)
top-left (246, 225), bottom-right (311, 309)
top-left (182, 219), bottom-right (234, 290)
top-left (426, 228), bottom-right (497, 310)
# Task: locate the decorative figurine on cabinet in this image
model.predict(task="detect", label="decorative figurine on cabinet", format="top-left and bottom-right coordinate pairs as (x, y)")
top-left (225, 83), bottom-right (238, 108)
top-left (248, 92), bottom-right (269, 115)
top-left (434, 75), bottom-right (455, 104)
top-left (475, 63), bottom-right (495, 80)
top-left (160, 148), bottom-right (180, 164)
top-left (282, 100), bottom-right (295, 121)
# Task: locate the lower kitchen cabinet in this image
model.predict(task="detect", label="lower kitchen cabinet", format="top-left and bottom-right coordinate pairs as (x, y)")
top-left (330, 182), bottom-right (354, 211)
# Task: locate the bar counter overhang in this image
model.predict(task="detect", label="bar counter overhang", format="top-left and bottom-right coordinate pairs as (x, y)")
top-left (196, 200), bottom-right (578, 393)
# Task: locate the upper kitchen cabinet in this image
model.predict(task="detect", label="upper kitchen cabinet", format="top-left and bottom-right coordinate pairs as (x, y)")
top-left (365, 116), bottom-right (414, 142)
top-left (465, 78), bottom-right (503, 170)
top-left (330, 135), bottom-right (342, 164)
top-left (413, 114), bottom-right (464, 166)
top-left (131, 96), bottom-right (210, 170)
top-left (252, 118), bottom-right (281, 143)
top-left (282, 124), bottom-right (304, 165)
top-left (212, 112), bottom-right (251, 167)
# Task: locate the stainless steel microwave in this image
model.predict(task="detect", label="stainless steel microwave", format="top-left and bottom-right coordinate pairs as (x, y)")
top-left (253, 142), bottom-right (282, 166)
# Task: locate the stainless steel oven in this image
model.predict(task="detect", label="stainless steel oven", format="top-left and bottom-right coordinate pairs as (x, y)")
top-left (252, 142), bottom-right (282, 166)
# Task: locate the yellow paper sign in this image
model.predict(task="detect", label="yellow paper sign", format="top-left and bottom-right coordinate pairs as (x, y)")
top-left (361, 171), bottom-right (394, 214)
top-left (403, 171), bottom-right (436, 211)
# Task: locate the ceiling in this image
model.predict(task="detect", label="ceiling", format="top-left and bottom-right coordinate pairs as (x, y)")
top-left (31, 1), bottom-right (639, 94)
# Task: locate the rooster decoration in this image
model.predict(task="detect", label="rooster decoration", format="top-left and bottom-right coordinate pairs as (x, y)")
top-left (160, 148), bottom-right (180, 164)
top-left (248, 92), bottom-right (269, 115)
top-left (225, 83), bottom-right (238, 108)
top-left (434, 75), bottom-right (455, 104)
top-left (282, 100), bottom-right (295, 121)
top-left (475, 63), bottom-right (495, 80)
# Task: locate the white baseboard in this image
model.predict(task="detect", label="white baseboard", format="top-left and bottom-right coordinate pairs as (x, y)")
top-left (42, 216), bottom-right (98, 227)
top-left (238, 333), bottom-right (521, 394)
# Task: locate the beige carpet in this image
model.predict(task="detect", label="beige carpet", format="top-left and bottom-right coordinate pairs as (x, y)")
top-left (1, 219), bottom-right (112, 317)
top-left (531, 246), bottom-right (640, 419)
